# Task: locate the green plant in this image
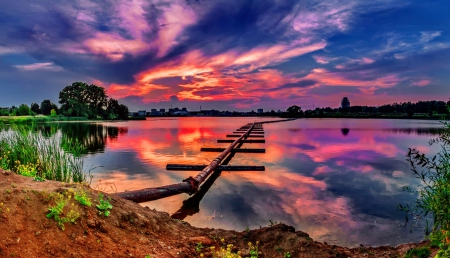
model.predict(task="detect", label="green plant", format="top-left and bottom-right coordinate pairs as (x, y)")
top-left (196, 242), bottom-right (204, 253)
top-left (46, 192), bottom-right (80, 230)
top-left (403, 247), bottom-right (431, 258)
top-left (269, 219), bottom-right (278, 226)
top-left (96, 193), bottom-right (112, 216)
top-left (283, 251), bottom-right (291, 258)
top-left (0, 126), bottom-right (88, 183)
top-left (398, 121), bottom-right (450, 256)
top-left (74, 188), bottom-right (92, 207)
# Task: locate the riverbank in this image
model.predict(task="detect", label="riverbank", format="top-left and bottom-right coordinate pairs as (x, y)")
top-left (0, 169), bottom-right (436, 258)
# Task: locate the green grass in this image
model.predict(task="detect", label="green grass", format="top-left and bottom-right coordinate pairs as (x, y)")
top-left (399, 120), bottom-right (450, 257)
top-left (403, 247), bottom-right (431, 258)
top-left (0, 115), bottom-right (89, 125)
top-left (0, 126), bottom-right (89, 183)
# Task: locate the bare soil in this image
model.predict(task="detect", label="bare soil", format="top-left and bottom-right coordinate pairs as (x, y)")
top-left (0, 169), bottom-right (437, 257)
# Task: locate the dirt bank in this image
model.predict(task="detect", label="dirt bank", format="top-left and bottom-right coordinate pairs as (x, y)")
top-left (0, 169), bottom-right (435, 257)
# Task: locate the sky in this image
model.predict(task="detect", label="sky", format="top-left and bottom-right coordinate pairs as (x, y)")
top-left (0, 0), bottom-right (449, 111)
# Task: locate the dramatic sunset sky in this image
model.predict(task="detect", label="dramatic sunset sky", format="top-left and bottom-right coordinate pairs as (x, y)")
top-left (0, 0), bottom-right (449, 111)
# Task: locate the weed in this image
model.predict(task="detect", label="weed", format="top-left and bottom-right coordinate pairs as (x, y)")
top-left (283, 251), bottom-right (291, 258)
top-left (74, 188), bottom-right (92, 207)
top-left (196, 242), bottom-right (204, 253)
top-left (6, 189), bottom-right (10, 194)
top-left (0, 127), bottom-right (88, 183)
top-left (33, 176), bottom-right (45, 182)
top-left (403, 247), bottom-right (431, 258)
top-left (275, 246), bottom-right (283, 253)
top-left (46, 192), bottom-right (80, 230)
top-left (398, 121), bottom-right (450, 256)
top-left (96, 193), bottom-right (112, 216)
top-left (145, 255), bottom-right (152, 258)
top-left (11, 183), bottom-right (16, 188)
top-left (269, 219), bottom-right (278, 226)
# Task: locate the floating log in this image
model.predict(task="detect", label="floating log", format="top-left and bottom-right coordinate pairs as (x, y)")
top-left (218, 139), bottom-right (265, 143)
top-left (226, 135), bottom-right (264, 138)
top-left (166, 164), bottom-right (265, 171)
top-left (201, 148), bottom-right (265, 153)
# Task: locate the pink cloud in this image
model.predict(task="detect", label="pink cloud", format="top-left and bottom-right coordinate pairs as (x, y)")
top-left (313, 55), bottom-right (338, 64)
top-left (14, 62), bottom-right (63, 71)
top-left (411, 79), bottom-right (431, 87)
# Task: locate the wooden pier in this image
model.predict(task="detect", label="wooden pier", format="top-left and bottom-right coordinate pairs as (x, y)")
top-left (115, 119), bottom-right (295, 203)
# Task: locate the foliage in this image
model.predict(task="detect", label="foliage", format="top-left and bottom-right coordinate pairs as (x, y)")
top-left (46, 192), bottom-right (80, 230)
top-left (74, 188), bottom-right (92, 207)
top-left (285, 105), bottom-right (303, 118)
top-left (50, 109), bottom-right (57, 117)
top-left (196, 242), bottom-right (204, 253)
top-left (40, 99), bottom-right (58, 115)
top-left (0, 126), bottom-right (88, 183)
top-left (30, 103), bottom-right (41, 114)
top-left (398, 121), bottom-right (450, 256)
top-left (59, 82), bottom-right (128, 120)
top-left (197, 239), bottom-right (259, 258)
top-left (403, 247), bottom-right (431, 258)
top-left (14, 104), bottom-right (31, 116)
top-left (96, 193), bottom-right (112, 216)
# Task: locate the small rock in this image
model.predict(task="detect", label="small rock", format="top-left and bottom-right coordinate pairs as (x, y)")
top-left (189, 236), bottom-right (213, 246)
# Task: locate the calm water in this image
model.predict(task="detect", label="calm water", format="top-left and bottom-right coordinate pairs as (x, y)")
top-left (60, 118), bottom-right (443, 247)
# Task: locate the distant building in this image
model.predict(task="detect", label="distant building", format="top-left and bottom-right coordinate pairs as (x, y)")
top-left (257, 109), bottom-right (263, 114)
top-left (181, 107), bottom-right (187, 111)
top-left (138, 110), bottom-right (146, 117)
top-left (341, 97), bottom-right (350, 108)
top-left (160, 108), bottom-right (165, 113)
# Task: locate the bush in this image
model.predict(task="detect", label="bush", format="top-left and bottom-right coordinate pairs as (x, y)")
top-left (399, 121), bottom-right (450, 256)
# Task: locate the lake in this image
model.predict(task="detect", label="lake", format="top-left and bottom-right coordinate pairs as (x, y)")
top-left (59, 118), bottom-right (443, 247)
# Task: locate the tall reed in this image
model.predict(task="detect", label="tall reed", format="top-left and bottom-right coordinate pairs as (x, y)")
top-left (0, 126), bottom-right (88, 183)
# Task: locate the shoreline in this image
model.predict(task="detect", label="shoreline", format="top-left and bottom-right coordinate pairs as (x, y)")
top-left (0, 169), bottom-right (436, 257)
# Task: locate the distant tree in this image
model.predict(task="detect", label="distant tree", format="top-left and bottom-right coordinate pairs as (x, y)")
top-left (286, 105), bottom-right (303, 118)
top-left (15, 104), bottom-right (31, 116)
top-left (41, 100), bottom-right (55, 115)
top-left (59, 82), bottom-right (108, 118)
top-left (117, 104), bottom-right (129, 120)
top-left (50, 109), bottom-right (57, 117)
top-left (31, 103), bottom-right (41, 114)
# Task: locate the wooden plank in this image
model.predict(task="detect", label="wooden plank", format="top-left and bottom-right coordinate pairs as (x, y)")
top-left (217, 139), bottom-right (265, 143)
top-left (226, 134), bottom-right (264, 138)
top-left (200, 148), bottom-right (265, 153)
top-left (233, 131), bottom-right (264, 134)
top-left (166, 164), bottom-right (265, 171)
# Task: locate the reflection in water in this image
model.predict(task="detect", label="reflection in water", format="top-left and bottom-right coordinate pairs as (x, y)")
top-left (341, 128), bottom-right (350, 136)
top-left (73, 118), bottom-right (443, 247)
top-left (171, 134), bottom-right (247, 219)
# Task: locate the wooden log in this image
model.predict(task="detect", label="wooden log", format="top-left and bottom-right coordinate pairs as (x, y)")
top-left (166, 164), bottom-right (265, 171)
top-left (217, 139), bottom-right (265, 143)
top-left (200, 148), bottom-right (265, 153)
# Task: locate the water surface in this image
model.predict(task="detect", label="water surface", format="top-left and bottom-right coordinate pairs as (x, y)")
top-left (62, 118), bottom-right (442, 247)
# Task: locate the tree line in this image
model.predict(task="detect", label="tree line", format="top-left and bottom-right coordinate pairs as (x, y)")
top-left (284, 100), bottom-right (450, 118)
top-left (0, 82), bottom-right (129, 120)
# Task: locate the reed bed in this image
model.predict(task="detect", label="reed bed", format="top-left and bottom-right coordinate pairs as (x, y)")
top-left (0, 127), bottom-right (88, 183)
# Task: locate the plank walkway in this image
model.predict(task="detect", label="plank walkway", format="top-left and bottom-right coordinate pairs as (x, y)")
top-left (115, 119), bottom-right (295, 203)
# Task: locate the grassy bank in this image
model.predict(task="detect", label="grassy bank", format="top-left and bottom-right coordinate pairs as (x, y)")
top-left (399, 121), bottom-right (450, 257)
top-left (0, 115), bottom-right (90, 124)
top-left (0, 126), bottom-right (88, 183)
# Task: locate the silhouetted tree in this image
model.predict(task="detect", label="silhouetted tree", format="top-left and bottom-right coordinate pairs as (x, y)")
top-left (31, 103), bottom-right (41, 114)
